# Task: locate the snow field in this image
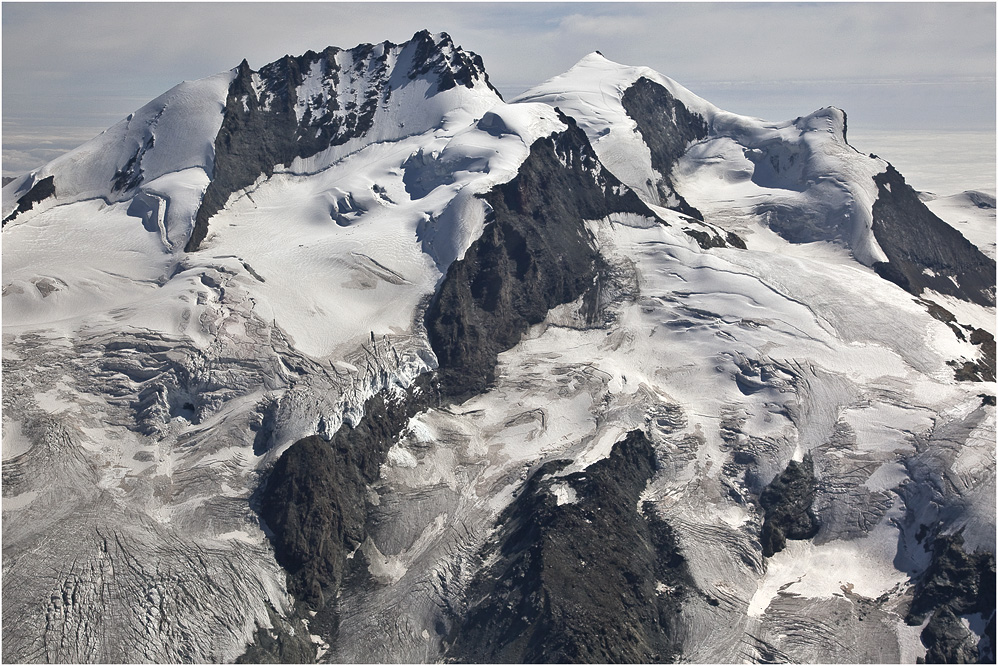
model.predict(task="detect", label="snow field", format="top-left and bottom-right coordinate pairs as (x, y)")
top-left (2, 72), bottom-right (232, 218)
top-left (746, 500), bottom-right (910, 618)
top-left (515, 52), bottom-right (720, 208)
top-left (1, 198), bottom-right (175, 335)
top-left (520, 53), bottom-right (900, 272)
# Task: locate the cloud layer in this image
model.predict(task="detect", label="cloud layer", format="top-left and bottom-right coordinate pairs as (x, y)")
top-left (3, 2), bottom-right (995, 178)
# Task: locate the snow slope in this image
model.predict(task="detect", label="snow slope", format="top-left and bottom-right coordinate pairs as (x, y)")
top-left (515, 52), bottom-right (718, 204)
top-left (518, 53), bottom-right (890, 266)
top-left (190, 100), bottom-right (566, 358)
top-left (2, 73), bottom-right (232, 248)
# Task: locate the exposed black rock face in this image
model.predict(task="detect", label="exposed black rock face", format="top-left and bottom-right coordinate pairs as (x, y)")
top-left (186, 31), bottom-right (496, 251)
top-left (236, 604), bottom-right (317, 664)
top-left (256, 109), bottom-right (665, 658)
top-left (425, 112), bottom-right (656, 400)
top-left (258, 374), bottom-right (439, 612)
top-left (907, 534), bottom-right (996, 664)
top-left (917, 298), bottom-right (996, 382)
top-left (186, 46), bottom-right (380, 251)
top-left (725, 230), bottom-right (748, 249)
top-left (444, 430), bottom-right (694, 663)
top-left (3, 175), bottom-right (55, 226)
top-left (908, 534), bottom-right (991, 622)
top-left (112, 135), bottom-right (155, 193)
top-left (620, 76), bottom-right (708, 220)
top-left (951, 336), bottom-right (995, 382)
top-left (680, 221), bottom-right (746, 250)
top-left (407, 30), bottom-right (500, 96)
top-left (920, 608), bottom-right (984, 664)
top-left (871, 165), bottom-right (996, 307)
top-left (759, 455), bottom-right (820, 557)
top-left (949, 327), bottom-right (997, 383)
top-left (920, 298), bottom-right (972, 341)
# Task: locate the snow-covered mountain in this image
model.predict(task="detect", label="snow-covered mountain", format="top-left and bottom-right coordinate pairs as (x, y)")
top-left (2, 31), bottom-right (994, 664)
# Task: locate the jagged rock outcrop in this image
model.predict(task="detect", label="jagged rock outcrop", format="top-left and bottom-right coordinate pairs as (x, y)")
top-left (872, 164), bottom-right (997, 307)
top-left (2, 175), bottom-right (54, 225)
top-left (258, 374), bottom-right (439, 612)
top-left (425, 112), bottom-right (656, 400)
top-left (186, 30), bottom-right (499, 251)
top-left (759, 455), bottom-right (820, 557)
top-left (907, 534), bottom-right (996, 664)
top-left (235, 605), bottom-right (317, 664)
top-left (256, 110), bottom-right (668, 654)
top-left (444, 430), bottom-right (694, 663)
top-left (620, 76), bottom-right (708, 220)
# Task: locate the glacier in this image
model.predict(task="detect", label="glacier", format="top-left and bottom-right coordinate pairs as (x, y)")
top-left (2, 30), bottom-right (995, 664)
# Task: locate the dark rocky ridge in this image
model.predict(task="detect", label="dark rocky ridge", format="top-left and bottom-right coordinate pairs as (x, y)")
top-left (871, 164), bottom-right (996, 307)
top-left (919, 299), bottom-right (996, 383)
top-left (257, 374), bottom-right (439, 615)
top-left (424, 111), bottom-right (657, 400)
top-left (949, 327), bottom-right (996, 383)
top-left (236, 604), bottom-right (317, 664)
top-left (759, 455), bottom-right (820, 557)
top-left (408, 30), bottom-right (499, 96)
top-left (620, 76), bottom-right (708, 221)
top-left (681, 220), bottom-right (747, 251)
top-left (907, 533), bottom-right (996, 664)
top-left (253, 114), bottom-right (674, 659)
top-left (3, 175), bottom-right (55, 226)
top-left (112, 135), bottom-right (155, 193)
top-left (444, 430), bottom-right (694, 663)
top-left (186, 30), bottom-right (497, 252)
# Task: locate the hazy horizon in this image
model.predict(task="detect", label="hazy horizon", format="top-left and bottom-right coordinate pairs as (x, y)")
top-left (3, 2), bottom-right (995, 195)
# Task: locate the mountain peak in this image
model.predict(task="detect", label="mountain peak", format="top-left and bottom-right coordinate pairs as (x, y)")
top-left (405, 29), bottom-right (499, 97)
top-left (184, 31), bottom-right (502, 252)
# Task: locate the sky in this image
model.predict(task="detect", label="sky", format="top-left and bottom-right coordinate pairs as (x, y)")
top-left (3, 2), bottom-right (996, 192)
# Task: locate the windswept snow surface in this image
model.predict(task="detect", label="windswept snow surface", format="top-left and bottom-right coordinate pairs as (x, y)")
top-left (515, 53), bottom-right (717, 206)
